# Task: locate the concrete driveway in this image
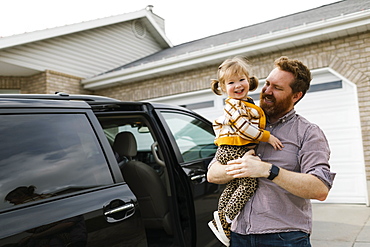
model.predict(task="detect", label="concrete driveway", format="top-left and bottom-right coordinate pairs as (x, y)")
top-left (311, 203), bottom-right (370, 246)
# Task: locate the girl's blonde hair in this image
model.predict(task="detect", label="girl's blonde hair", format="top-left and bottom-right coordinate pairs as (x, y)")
top-left (211, 56), bottom-right (259, 95)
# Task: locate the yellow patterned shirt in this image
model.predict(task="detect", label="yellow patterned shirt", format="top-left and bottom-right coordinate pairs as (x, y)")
top-left (213, 97), bottom-right (270, 146)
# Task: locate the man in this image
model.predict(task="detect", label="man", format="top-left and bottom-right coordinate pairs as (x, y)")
top-left (207, 56), bottom-right (336, 246)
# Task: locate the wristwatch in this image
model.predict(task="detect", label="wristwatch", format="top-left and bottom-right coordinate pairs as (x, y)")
top-left (267, 164), bottom-right (280, 180)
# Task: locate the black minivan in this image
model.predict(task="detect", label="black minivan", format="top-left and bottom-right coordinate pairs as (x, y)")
top-left (0, 94), bottom-right (223, 247)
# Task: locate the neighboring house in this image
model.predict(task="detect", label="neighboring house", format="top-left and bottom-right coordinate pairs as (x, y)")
top-left (1, 0), bottom-right (370, 205)
top-left (0, 5), bottom-right (171, 94)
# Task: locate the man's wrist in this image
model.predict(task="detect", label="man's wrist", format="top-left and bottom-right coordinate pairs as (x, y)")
top-left (267, 164), bottom-right (280, 180)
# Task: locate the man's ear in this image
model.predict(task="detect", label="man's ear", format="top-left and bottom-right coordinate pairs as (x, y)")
top-left (292, 91), bottom-right (303, 103)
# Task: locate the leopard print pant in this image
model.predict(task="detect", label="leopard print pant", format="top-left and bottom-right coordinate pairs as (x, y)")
top-left (216, 145), bottom-right (258, 221)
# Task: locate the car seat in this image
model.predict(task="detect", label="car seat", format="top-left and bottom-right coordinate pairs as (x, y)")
top-left (113, 131), bottom-right (173, 235)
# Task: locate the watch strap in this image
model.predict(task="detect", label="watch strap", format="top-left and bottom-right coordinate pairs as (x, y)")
top-left (267, 164), bottom-right (280, 180)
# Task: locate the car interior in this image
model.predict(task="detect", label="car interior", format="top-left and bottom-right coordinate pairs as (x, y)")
top-left (97, 115), bottom-right (174, 242)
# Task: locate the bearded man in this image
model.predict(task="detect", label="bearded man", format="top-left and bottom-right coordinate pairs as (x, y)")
top-left (207, 56), bottom-right (336, 247)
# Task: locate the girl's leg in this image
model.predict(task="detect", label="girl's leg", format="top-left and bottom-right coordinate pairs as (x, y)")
top-left (224, 177), bottom-right (257, 221)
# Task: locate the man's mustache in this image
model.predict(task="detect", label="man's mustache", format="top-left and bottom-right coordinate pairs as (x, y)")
top-left (260, 94), bottom-right (275, 102)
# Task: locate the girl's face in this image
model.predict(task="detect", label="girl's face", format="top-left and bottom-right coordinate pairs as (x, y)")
top-left (224, 74), bottom-right (250, 100)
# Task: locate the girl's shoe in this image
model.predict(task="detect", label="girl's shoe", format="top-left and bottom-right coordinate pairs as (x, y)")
top-left (208, 211), bottom-right (230, 246)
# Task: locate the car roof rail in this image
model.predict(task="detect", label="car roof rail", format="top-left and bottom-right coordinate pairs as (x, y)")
top-left (0, 92), bottom-right (120, 102)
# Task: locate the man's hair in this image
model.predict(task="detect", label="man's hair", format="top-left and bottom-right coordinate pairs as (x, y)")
top-left (274, 56), bottom-right (312, 103)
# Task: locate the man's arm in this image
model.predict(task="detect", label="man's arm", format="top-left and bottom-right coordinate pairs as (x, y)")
top-left (207, 150), bottom-right (258, 184)
top-left (269, 167), bottom-right (329, 201)
top-left (223, 150), bottom-right (329, 201)
top-left (207, 159), bottom-right (234, 184)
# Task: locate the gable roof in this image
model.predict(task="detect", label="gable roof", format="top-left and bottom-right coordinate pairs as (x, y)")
top-left (0, 7), bottom-right (172, 49)
top-left (0, 7), bottom-right (172, 77)
top-left (83, 0), bottom-right (370, 89)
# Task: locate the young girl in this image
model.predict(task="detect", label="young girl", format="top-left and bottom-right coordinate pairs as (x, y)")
top-left (208, 56), bottom-right (283, 246)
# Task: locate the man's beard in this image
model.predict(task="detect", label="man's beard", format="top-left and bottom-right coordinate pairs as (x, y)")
top-left (259, 93), bottom-right (292, 120)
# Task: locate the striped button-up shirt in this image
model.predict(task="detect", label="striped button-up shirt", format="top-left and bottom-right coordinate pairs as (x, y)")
top-left (229, 109), bottom-right (336, 235)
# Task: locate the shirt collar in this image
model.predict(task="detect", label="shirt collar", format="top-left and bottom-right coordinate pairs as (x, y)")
top-left (267, 109), bottom-right (296, 125)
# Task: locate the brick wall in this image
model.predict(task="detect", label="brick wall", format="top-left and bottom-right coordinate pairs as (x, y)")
top-left (95, 65), bottom-right (216, 101)
top-left (44, 70), bottom-right (90, 95)
top-left (0, 76), bottom-right (26, 91)
top-left (0, 70), bottom-right (91, 94)
top-left (21, 72), bottom-right (47, 93)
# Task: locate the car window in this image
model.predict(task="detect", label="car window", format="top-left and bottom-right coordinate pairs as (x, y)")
top-left (160, 111), bottom-right (217, 163)
top-left (0, 114), bottom-right (113, 211)
top-left (115, 125), bottom-right (154, 152)
top-left (99, 117), bottom-right (158, 166)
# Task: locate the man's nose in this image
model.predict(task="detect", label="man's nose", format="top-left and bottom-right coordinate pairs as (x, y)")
top-left (263, 85), bottom-right (272, 94)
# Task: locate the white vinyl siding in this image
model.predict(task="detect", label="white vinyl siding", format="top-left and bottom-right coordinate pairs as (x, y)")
top-left (0, 21), bottom-right (163, 78)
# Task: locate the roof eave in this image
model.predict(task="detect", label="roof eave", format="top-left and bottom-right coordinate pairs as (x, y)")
top-left (142, 13), bottom-right (173, 48)
top-left (82, 9), bottom-right (370, 90)
top-left (0, 8), bottom-right (172, 49)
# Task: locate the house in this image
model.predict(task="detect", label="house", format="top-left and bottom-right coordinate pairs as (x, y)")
top-left (1, 0), bottom-right (370, 205)
top-left (0, 5), bottom-right (171, 94)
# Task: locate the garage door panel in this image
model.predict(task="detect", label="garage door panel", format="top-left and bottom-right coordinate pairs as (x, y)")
top-left (332, 163), bottom-right (365, 174)
top-left (324, 129), bottom-right (363, 142)
top-left (330, 138), bottom-right (364, 158)
top-left (194, 107), bottom-right (219, 122)
top-left (296, 106), bottom-right (359, 129)
top-left (299, 112), bottom-right (359, 127)
top-left (325, 127), bottom-right (363, 157)
top-left (325, 174), bottom-right (367, 203)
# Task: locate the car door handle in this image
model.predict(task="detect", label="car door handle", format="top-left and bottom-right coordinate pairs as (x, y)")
top-left (191, 174), bottom-right (206, 181)
top-left (190, 173), bottom-right (207, 185)
top-left (104, 200), bottom-right (135, 223)
top-left (104, 203), bottom-right (135, 216)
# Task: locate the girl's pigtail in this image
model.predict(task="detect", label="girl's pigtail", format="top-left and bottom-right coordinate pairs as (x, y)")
top-left (211, 79), bottom-right (223, 95)
top-left (249, 76), bottom-right (259, 92)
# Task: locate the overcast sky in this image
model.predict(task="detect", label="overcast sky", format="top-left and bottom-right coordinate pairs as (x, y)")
top-left (1, 0), bottom-right (340, 45)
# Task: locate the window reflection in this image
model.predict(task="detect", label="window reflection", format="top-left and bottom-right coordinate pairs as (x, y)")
top-left (161, 112), bottom-right (217, 162)
top-left (0, 114), bottom-right (113, 211)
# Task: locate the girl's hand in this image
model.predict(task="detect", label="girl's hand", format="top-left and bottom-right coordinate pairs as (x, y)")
top-left (268, 134), bottom-right (284, 150)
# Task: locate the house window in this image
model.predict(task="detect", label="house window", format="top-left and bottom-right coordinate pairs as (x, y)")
top-left (0, 89), bottom-right (20, 94)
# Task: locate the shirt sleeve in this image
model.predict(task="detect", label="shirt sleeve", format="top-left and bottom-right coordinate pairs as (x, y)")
top-left (226, 98), bottom-right (270, 141)
top-left (299, 124), bottom-right (336, 189)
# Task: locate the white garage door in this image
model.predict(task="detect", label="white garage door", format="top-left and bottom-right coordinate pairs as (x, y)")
top-left (149, 68), bottom-right (368, 204)
top-left (293, 70), bottom-right (367, 204)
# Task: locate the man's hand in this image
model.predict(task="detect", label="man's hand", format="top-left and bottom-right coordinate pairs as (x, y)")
top-left (225, 150), bottom-right (270, 178)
